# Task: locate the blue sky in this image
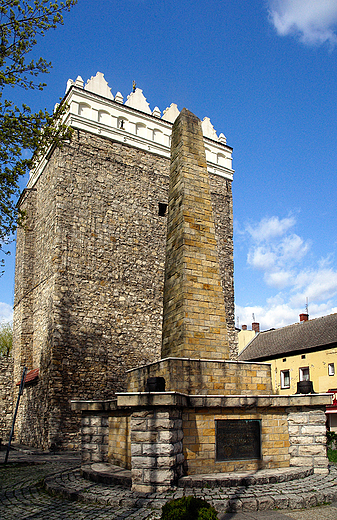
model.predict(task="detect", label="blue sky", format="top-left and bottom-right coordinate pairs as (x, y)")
top-left (1, 0), bottom-right (337, 331)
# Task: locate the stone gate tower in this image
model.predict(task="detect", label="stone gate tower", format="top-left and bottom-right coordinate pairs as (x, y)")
top-left (13, 72), bottom-right (235, 449)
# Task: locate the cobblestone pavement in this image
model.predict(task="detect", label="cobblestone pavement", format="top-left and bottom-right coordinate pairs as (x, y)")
top-left (1, 449), bottom-right (337, 519)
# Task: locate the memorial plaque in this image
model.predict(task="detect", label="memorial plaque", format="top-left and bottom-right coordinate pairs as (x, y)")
top-left (216, 420), bottom-right (261, 461)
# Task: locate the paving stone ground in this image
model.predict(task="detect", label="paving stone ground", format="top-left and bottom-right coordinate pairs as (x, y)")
top-left (1, 447), bottom-right (337, 519)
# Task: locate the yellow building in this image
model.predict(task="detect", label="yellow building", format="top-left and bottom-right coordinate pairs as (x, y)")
top-left (238, 313), bottom-right (337, 431)
top-left (237, 325), bottom-right (257, 354)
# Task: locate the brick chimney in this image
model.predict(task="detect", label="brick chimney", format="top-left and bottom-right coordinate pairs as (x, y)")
top-left (252, 322), bottom-right (260, 333)
top-left (299, 313), bottom-right (309, 322)
top-left (241, 325), bottom-right (247, 330)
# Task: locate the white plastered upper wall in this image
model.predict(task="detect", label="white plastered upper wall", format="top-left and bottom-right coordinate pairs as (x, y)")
top-left (28, 72), bottom-right (234, 188)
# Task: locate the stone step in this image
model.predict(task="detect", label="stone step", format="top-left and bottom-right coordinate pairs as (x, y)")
top-left (81, 463), bottom-right (314, 490)
top-left (178, 466), bottom-right (314, 488)
top-left (81, 463), bottom-right (132, 488)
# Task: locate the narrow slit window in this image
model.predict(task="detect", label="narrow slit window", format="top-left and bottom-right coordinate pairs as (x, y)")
top-left (158, 202), bottom-right (168, 217)
top-left (329, 363), bottom-right (335, 376)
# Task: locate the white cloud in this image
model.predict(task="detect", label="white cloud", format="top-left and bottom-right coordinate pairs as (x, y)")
top-left (268, 0), bottom-right (337, 47)
top-left (264, 269), bottom-right (294, 289)
top-left (237, 214), bottom-right (337, 329)
top-left (236, 301), bottom-right (301, 330)
top-left (280, 234), bottom-right (309, 261)
top-left (290, 267), bottom-right (337, 304)
top-left (246, 215), bottom-right (295, 242)
top-left (247, 246), bottom-right (276, 270)
top-left (0, 302), bottom-right (13, 323)
top-left (246, 217), bottom-right (310, 289)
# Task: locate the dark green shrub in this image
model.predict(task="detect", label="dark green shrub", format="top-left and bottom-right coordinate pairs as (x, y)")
top-left (327, 430), bottom-right (337, 446)
top-left (161, 496), bottom-right (218, 520)
top-left (328, 448), bottom-right (337, 463)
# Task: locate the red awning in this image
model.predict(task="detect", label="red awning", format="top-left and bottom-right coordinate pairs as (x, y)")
top-left (16, 368), bottom-right (39, 386)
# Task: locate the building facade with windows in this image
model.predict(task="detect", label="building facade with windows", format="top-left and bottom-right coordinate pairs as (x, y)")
top-left (238, 313), bottom-right (337, 396)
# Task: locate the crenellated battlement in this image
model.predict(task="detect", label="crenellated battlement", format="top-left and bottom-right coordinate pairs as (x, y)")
top-left (28, 72), bottom-right (234, 188)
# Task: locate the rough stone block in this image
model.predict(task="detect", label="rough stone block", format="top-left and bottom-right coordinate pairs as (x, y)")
top-left (301, 425), bottom-right (326, 435)
top-left (290, 456), bottom-right (313, 467)
top-left (131, 431), bottom-right (158, 443)
top-left (130, 419), bottom-right (148, 431)
top-left (132, 410), bottom-right (154, 419)
top-left (82, 426), bottom-right (97, 435)
top-left (298, 445), bottom-right (326, 457)
top-left (288, 446), bottom-right (299, 457)
top-left (130, 468), bottom-right (143, 482)
top-left (288, 494), bottom-right (304, 509)
top-left (148, 468), bottom-right (174, 483)
top-left (131, 456), bottom-right (156, 469)
top-left (158, 430), bottom-right (179, 443)
top-left (130, 443), bottom-right (142, 456)
top-left (147, 418), bottom-right (174, 430)
top-left (90, 452), bottom-right (104, 462)
top-left (241, 498), bottom-right (258, 511)
top-left (287, 413), bottom-right (309, 424)
top-left (90, 416), bottom-right (103, 426)
top-left (313, 456), bottom-right (329, 467)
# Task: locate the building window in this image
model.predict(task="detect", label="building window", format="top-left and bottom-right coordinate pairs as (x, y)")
top-left (301, 354), bottom-right (306, 359)
top-left (299, 367), bottom-right (310, 381)
top-left (329, 363), bottom-right (335, 376)
top-left (158, 202), bottom-right (167, 217)
top-left (281, 370), bottom-right (290, 389)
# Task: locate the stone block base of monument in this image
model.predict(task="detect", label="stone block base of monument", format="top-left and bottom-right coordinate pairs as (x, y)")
top-left (72, 388), bottom-right (331, 493)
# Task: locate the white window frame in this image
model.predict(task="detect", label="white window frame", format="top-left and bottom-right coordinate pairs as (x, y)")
top-left (299, 367), bottom-right (310, 381)
top-left (328, 363), bottom-right (335, 376)
top-left (281, 370), bottom-right (290, 389)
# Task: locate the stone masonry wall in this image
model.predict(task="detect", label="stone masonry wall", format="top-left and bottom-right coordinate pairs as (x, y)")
top-left (182, 407), bottom-right (290, 475)
top-left (108, 413), bottom-right (131, 469)
top-left (13, 129), bottom-right (234, 448)
top-left (127, 358), bottom-right (273, 395)
top-left (81, 413), bottom-right (109, 464)
top-left (162, 109), bottom-right (230, 360)
top-left (130, 408), bottom-right (184, 493)
top-left (287, 407), bottom-right (328, 474)
top-left (0, 355), bottom-right (14, 444)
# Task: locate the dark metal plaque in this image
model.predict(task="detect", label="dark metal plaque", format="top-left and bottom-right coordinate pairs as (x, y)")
top-left (216, 420), bottom-right (261, 461)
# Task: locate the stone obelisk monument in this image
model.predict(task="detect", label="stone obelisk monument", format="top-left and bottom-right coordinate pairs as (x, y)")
top-left (162, 108), bottom-right (230, 360)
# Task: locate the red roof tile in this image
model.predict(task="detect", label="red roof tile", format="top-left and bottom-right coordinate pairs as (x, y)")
top-left (16, 368), bottom-right (39, 386)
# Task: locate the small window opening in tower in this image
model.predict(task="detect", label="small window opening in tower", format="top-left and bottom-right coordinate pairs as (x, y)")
top-left (119, 119), bottom-right (125, 129)
top-left (158, 202), bottom-right (168, 217)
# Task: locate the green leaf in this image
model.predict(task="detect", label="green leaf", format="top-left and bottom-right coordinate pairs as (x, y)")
top-left (0, 0), bottom-right (77, 273)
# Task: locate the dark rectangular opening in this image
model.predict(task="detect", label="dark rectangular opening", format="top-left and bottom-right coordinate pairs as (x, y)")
top-left (158, 202), bottom-right (168, 216)
top-left (216, 419), bottom-right (261, 461)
